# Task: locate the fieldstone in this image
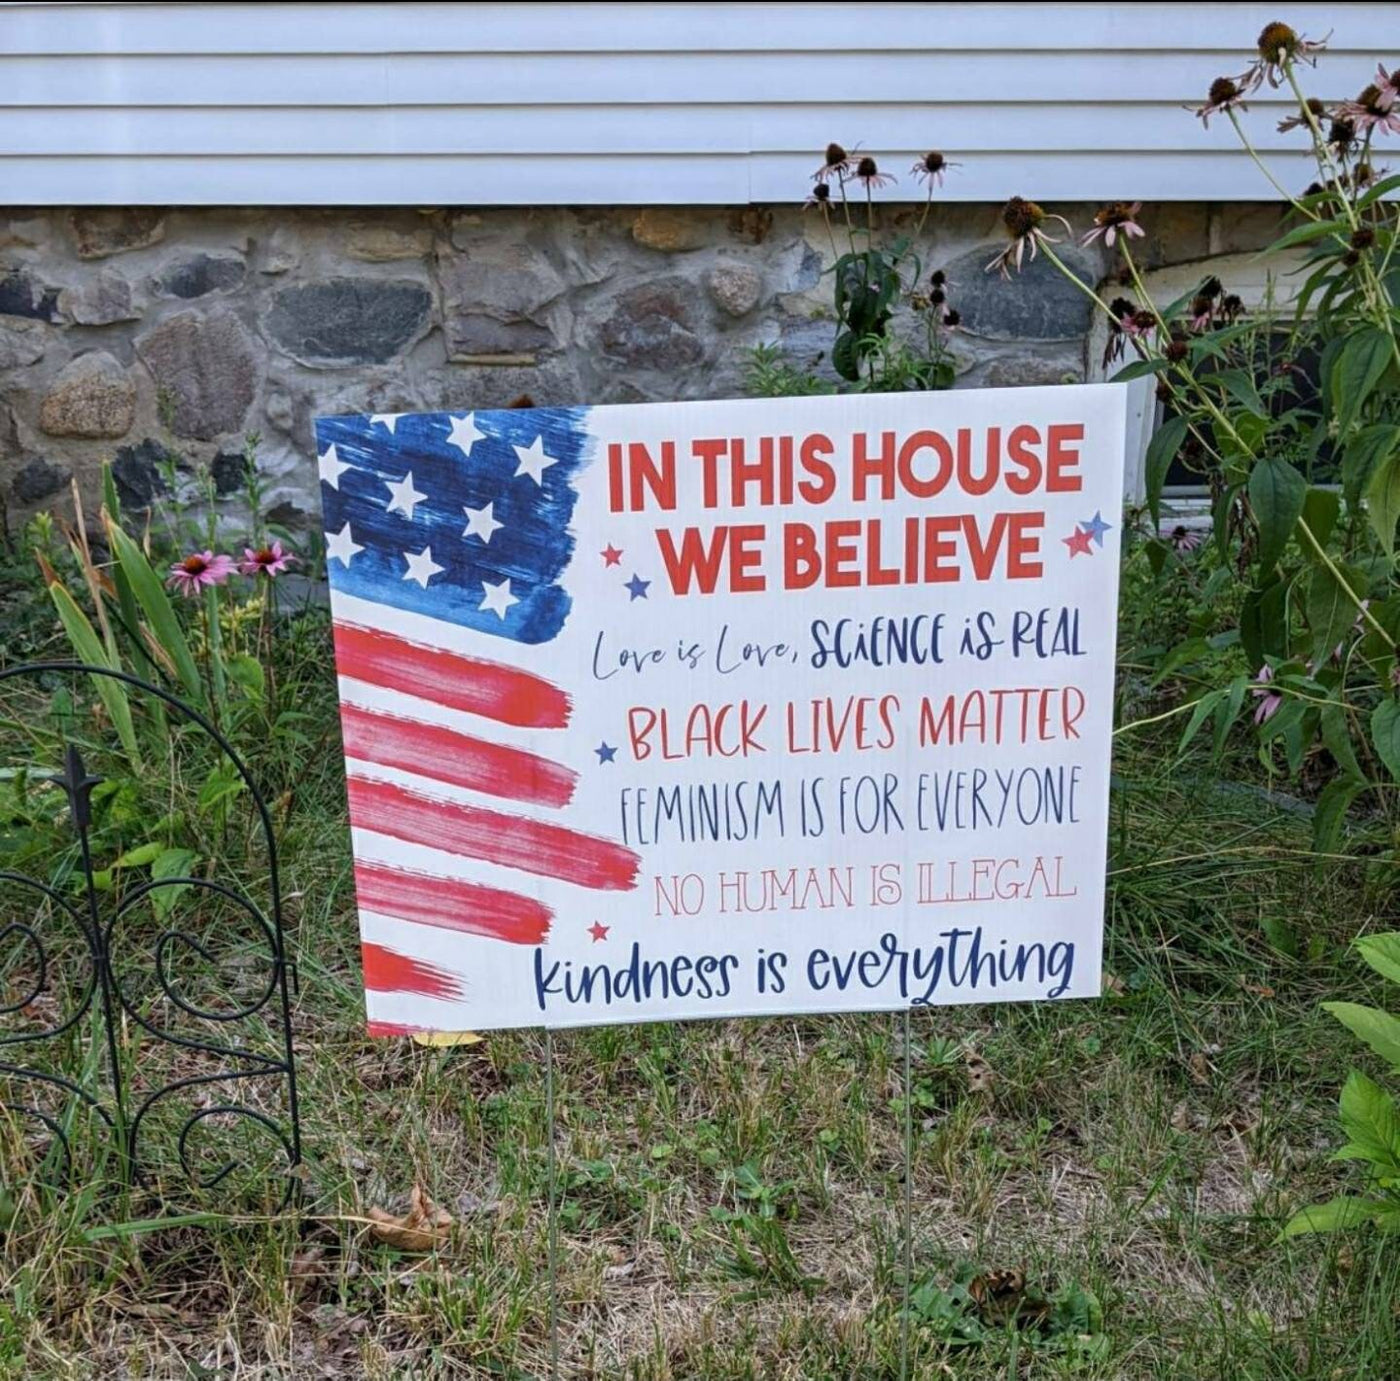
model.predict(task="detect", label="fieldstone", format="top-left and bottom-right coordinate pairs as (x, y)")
top-left (266, 499), bottom-right (309, 531)
top-left (265, 278), bottom-right (432, 367)
top-left (155, 253), bottom-right (246, 299)
top-left (211, 450), bottom-right (247, 495)
top-left (58, 270), bottom-right (139, 325)
top-left (597, 278), bottom-right (704, 370)
top-left (0, 269), bottom-right (60, 321)
top-left (941, 243), bottom-right (1096, 340)
top-left (38, 352), bottom-right (136, 438)
top-left (0, 318), bottom-right (48, 369)
top-left (438, 241), bottom-right (567, 359)
top-left (345, 222), bottom-right (432, 262)
top-left (111, 438), bottom-right (173, 509)
top-left (135, 308), bottom-right (258, 440)
top-left (11, 457), bottom-right (68, 504)
top-left (631, 209), bottom-right (706, 253)
top-left (980, 353), bottom-right (1085, 388)
top-left (265, 389), bottom-right (295, 431)
top-left (0, 215), bottom-right (48, 252)
top-left (707, 263), bottom-right (763, 317)
top-left (260, 227), bottom-right (300, 275)
top-left (70, 208), bottom-right (166, 260)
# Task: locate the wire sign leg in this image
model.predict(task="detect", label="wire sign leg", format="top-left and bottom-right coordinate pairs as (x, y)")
top-left (544, 1027), bottom-right (560, 1381)
top-left (900, 1005), bottom-right (913, 1381)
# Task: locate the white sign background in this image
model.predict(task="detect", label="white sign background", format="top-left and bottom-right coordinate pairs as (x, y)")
top-left (320, 384), bottom-right (1127, 1032)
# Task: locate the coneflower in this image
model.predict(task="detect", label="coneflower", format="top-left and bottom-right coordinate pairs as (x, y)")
top-left (1081, 201), bottom-right (1145, 249)
top-left (813, 142), bottom-right (853, 183)
top-left (1239, 22), bottom-right (1327, 93)
top-left (1196, 77), bottom-right (1247, 127)
top-left (910, 150), bottom-right (957, 188)
top-left (1277, 97), bottom-right (1328, 133)
top-left (852, 155), bottom-right (896, 190)
top-left (985, 197), bottom-right (1072, 277)
top-left (1338, 84), bottom-right (1400, 135)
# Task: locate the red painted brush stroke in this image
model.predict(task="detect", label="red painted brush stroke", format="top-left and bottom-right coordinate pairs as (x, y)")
top-left (339, 702), bottom-right (576, 809)
top-left (347, 776), bottom-right (641, 892)
top-left (365, 1020), bottom-right (430, 1038)
top-left (332, 623), bottom-right (571, 729)
top-left (360, 941), bottom-right (462, 1000)
top-left (354, 861), bottom-right (552, 945)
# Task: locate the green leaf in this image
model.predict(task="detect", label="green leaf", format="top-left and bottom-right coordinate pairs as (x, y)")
top-left (1267, 218), bottom-right (1350, 252)
top-left (1212, 676), bottom-right (1249, 760)
top-left (225, 652), bottom-right (265, 702)
top-left (1332, 328), bottom-right (1394, 432)
top-left (1324, 1004), bottom-right (1400, 1070)
top-left (1313, 778), bottom-right (1361, 854)
top-left (1144, 416), bottom-right (1189, 528)
top-left (1302, 487), bottom-right (1341, 549)
top-left (1261, 916), bottom-right (1300, 959)
top-left (831, 331), bottom-right (862, 382)
top-left (1372, 700), bottom-right (1400, 782)
top-left (112, 841), bottom-right (164, 869)
top-left (104, 519), bottom-right (204, 705)
top-left (1338, 1070), bottom-right (1400, 1169)
top-left (1356, 935), bottom-right (1400, 987)
top-left (47, 583), bottom-right (141, 769)
top-left (1176, 689), bottom-right (1224, 757)
top-left (1321, 703), bottom-right (1365, 782)
top-left (149, 846), bottom-right (198, 921)
top-left (1341, 424), bottom-right (1400, 511)
top-left (1306, 563), bottom-right (1359, 664)
top-left (1281, 1195), bottom-right (1395, 1237)
top-left (1367, 451), bottom-right (1400, 556)
top-left (1249, 457), bottom-right (1306, 574)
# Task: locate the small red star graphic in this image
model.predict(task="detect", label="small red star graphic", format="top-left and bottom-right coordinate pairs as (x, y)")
top-left (588, 921), bottom-right (610, 942)
top-left (1063, 526), bottom-right (1094, 557)
top-left (601, 544), bottom-right (623, 567)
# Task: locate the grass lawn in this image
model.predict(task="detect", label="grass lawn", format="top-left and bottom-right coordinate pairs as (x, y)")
top-left (2, 579), bottom-right (1398, 1379)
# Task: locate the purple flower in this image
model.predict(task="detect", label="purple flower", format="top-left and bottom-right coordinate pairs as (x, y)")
top-left (238, 539), bottom-right (297, 579)
top-left (1196, 76), bottom-right (1247, 128)
top-left (986, 197), bottom-right (1073, 278)
top-left (852, 155), bottom-right (896, 190)
top-left (1338, 83), bottom-right (1400, 136)
top-left (168, 550), bottom-right (235, 597)
top-left (911, 151), bottom-right (957, 188)
top-left (1081, 201), bottom-right (1145, 249)
top-left (1170, 525), bottom-right (1203, 553)
top-left (1251, 664), bottom-right (1282, 725)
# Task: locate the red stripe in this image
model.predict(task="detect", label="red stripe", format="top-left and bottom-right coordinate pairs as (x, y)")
top-left (347, 776), bottom-right (640, 892)
top-left (366, 1020), bottom-right (429, 1038)
top-left (360, 941), bottom-right (462, 1000)
top-left (339, 703), bottom-right (576, 809)
top-left (332, 623), bottom-right (571, 729)
top-left (354, 862), bottom-right (552, 945)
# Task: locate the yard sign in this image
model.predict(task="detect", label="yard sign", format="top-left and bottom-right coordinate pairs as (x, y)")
top-left (315, 386), bottom-right (1127, 1033)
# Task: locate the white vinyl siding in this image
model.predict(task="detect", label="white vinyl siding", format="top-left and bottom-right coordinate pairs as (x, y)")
top-left (2, 2), bottom-right (1396, 205)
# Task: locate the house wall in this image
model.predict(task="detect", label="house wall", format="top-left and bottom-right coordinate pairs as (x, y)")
top-left (1, 200), bottom-right (1285, 532)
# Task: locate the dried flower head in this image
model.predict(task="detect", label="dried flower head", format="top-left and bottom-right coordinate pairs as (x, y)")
top-left (1278, 97), bottom-right (1328, 133)
top-left (804, 182), bottom-right (833, 210)
top-left (814, 142), bottom-right (853, 183)
top-left (1165, 336), bottom-right (1190, 363)
top-left (985, 197), bottom-right (1073, 277)
top-left (930, 269), bottom-right (946, 287)
top-left (1220, 293), bottom-right (1244, 322)
top-left (942, 308), bottom-right (961, 328)
top-left (1351, 226), bottom-right (1377, 251)
top-left (1200, 276), bottom-right (1224, 301)
top-left (1190, 295), bottom-right (1214, 330)
top-left (1327, 115), bottom-right (1358, 151)
top-left (1155, 379), bottom-right (1173, 403)
top-left (1196, 76), bottom-right (1247, 127)
top-left (1081, 201), bottom-right (1144, 249)
top-left (1240, 22), bottom-right (1326, 92)
top-left (168, 550), bottom-right (235, 597)
top-left (911, 150), bottom-right (957, 188)
top-left (1338, 84), bottom-right (1400, 135)
top-left (929, 286), bottom-right (946, 307)
top-left (853, 155), bottom-right (896, 190)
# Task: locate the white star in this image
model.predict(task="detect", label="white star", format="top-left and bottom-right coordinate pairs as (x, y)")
top-left (402, 546), bottom-right (444, 588)
top-left (385, 470), bottom-right (427, 520)
top-left (446, 413), bottom-right (486, 458)
top-left (479, 577), bottom-right (519, 620)
top-left (370, 413), bottom-right (401, 434)
top-left (462, 500), bottom-right (504, 544)
top-left (325, 522), bottom-right (362, 567)
top-left (513, 436), bottom-right (558, 486)
top-left (318, 444), bottom-right (351, 490)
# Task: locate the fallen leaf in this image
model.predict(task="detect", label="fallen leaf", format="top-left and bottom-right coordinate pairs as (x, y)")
top-left (412, 1030), bottom-right (484, 1048)
top-left (289, 1245), bottom-right (326, 1300)
top-left (965, 1051), bottom-right (994, 1093)
top-left (367, 1183), bottom-right (453, 1252)
top-left (603, 1258), bottom-right (637, 1281)
top-left (1101, 970), bottom-right (1126, 996)
top-left (1237, 978), bottom-right (1276, 998)
top-left (1188, 1051), bottom-right (1212, 1086)
top-left (968, 1268), bottom-right (1047, 1328)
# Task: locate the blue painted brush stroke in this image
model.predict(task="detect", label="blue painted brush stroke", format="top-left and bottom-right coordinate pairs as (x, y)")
top-left (313, 407), bottom-right (592, 645)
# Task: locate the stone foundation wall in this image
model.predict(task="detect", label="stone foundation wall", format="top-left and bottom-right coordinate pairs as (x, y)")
top-left (0, 202), bottom-right (1282, 535)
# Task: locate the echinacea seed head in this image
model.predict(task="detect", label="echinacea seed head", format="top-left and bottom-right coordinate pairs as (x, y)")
top-left (1002, 196), bottom-right (1044, 238)
top-left (1257, 22), bottom-right (1299, 59)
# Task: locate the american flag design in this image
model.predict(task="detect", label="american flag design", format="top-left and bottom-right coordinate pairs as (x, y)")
top-left (316, 406), bottom-right (643, 1035)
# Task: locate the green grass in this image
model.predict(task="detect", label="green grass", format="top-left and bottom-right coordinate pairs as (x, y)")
top-left (2, 573), bottom-right (1399, 1378)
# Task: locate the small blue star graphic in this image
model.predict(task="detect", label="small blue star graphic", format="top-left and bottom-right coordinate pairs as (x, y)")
top-left (1081, 510), bottom-right (1113, 547)
top-left (595, 741), bottom-right (617, 764)
top-left (625, 573), bottom-right (651, 601)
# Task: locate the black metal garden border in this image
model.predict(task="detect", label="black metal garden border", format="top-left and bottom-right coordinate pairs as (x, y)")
top-left (0, 661), bottom-right (301, 1212)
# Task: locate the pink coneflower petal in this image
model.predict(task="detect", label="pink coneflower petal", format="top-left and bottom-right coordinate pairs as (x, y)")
top-left (237, 539), bottom-right (296, 578)
top-left (167, 550), bottom-right (235, 597)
